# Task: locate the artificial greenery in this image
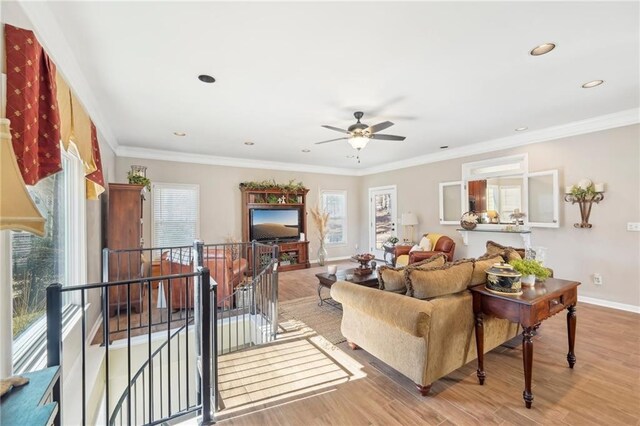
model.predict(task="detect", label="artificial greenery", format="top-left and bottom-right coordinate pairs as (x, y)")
top-left (509, 258), bottom-right (551, 280)
top-left (570, 183), bottom-right (597, 199)
top-left (127, 171), bottom-right (151, 191)
top-left (239, 179), bottom-right (307, 193)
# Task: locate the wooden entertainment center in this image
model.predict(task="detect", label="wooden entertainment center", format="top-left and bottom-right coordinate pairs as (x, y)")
top-left (240, 185), bottom-right (311, 272)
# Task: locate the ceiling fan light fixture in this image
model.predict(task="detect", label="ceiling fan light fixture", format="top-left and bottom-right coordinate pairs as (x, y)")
top-left (348, 135), bottom-right (370, 150)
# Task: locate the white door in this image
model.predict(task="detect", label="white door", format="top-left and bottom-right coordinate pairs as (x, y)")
top-left (369, 186), bottom-right (397, 259)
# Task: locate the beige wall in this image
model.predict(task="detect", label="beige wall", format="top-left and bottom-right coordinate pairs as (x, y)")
top-left (360, 124), bottom-right (640, 308)
top-left (115, 158), bottom-right (361, 261)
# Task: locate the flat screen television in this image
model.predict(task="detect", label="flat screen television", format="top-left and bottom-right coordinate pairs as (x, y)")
top-left (250, 208), bottom-right (301, 242)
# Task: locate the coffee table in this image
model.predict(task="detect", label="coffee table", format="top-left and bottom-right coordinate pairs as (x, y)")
top-left (315, 268), bottom-right (379, 307)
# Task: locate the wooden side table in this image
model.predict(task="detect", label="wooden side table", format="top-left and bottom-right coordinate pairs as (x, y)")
top-left (470, 278), bottom-right (580, 408)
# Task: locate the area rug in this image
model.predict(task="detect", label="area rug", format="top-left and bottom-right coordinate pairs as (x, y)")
top-left (279, 296), bottom-right (346, 345)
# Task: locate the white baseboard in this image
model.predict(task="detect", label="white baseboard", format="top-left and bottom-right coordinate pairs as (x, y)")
top-left (578, 295), bottom-right (640, 314)
top-left (87, 313), bottom-right (103, 346)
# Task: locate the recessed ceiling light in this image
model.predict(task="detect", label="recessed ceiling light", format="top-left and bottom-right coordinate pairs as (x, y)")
top-left (301, 149), bottom-right (311, 153)
top-left (173, 131), bottom-right (186, 137)
top-left (515, 127), bottom-right (528, 132)
top-left (244, 141), bottom-right (254, 146)
top-left (582, 80), bottom-right (604, 88)
top-left (530, 43), bottom-right (556, 56)
top-left (440, 145), bottom-right (449, 149)
top-left (198, 74), bottom-right (216, 83)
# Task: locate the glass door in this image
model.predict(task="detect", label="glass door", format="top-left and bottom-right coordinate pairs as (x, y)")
top-left (368, 186), bottom-right (397, 259)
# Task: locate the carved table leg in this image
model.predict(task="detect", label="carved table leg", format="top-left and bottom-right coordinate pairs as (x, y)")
top-left (475, 312), bottom-right (485, 385)
top-left (415, 383), bottom-right (432, 396)
top-left (567, 305), bottom-right (577, 368)
top-left (317, 284), bottom-right (323, 306)
top-left (522, 327), bottom-right (534, 408)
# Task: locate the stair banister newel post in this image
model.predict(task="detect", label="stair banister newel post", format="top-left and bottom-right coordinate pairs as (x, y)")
top-left (46, 283), bottom-right (63, 426)
top-left (193, 240), bottom-right (204, 409)
top-left (200, 266), bottom-right (213, 424)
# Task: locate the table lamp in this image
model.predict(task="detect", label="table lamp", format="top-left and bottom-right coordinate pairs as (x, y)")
top-left (401, 212), bottom-right (418, 243)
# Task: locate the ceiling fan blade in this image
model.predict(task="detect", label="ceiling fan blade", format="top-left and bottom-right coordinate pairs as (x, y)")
top-left (370, 133), bottom-right (406, 141)
top-left (321, 125), bottom-right (350, 134)
top-left (366, 121), bottom-right (394, 134)
top-left (315, 137), bottom-right (348, 145)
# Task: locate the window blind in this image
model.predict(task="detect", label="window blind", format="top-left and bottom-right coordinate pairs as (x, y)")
top-left (152, 183), bottom-right (199, 248)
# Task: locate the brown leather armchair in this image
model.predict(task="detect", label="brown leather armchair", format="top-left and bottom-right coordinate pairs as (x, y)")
top-left (160, 247), bottom-right (248, 309)
top-left (394, 234), bottom-right (456, 265)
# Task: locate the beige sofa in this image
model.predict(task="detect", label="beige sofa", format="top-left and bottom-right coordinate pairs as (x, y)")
top-left (331, 252), bottom-right (519, 395)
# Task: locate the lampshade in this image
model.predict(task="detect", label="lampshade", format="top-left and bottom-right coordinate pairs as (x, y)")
top-left (348, 135), bottom-right (370, 150)
top-left (0, 118), bottom-right (45, 236)
top-left (401, 212), bottom-right (418, 226)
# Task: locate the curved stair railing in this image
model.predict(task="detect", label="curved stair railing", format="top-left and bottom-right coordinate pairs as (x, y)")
top-left (107, 241), bottom-right (279, 425)
top-left (108, 319), bottom-right (195, 426)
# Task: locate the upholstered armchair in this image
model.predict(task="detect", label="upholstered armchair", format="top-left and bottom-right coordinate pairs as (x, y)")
top-left (394, 234), bottom-right (456, 266)
top-left (160, 247), bottom-right (248, 309)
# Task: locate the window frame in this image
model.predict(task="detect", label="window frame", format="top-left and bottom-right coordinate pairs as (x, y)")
top-left (150, 182), bottom-right (201, 249)
top-left (9, 145), bottom-right (87, 365)
top-left (320, 189), bottom-right (348, 247)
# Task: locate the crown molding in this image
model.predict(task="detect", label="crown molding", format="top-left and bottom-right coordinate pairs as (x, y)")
top-left (15, 1), bottom-right (119, 154)
top-left (117, 146), bottom-right (358, 176)
top-left (356, 108), bottom-right (640, 176)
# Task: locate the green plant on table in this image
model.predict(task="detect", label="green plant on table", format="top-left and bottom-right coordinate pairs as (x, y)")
top-left (509, 258), bottom-right (551, 280)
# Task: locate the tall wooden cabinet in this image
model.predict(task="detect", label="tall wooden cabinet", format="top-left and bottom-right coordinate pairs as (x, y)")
top-left (104, 183), bottom-right (145, 315)
top-left (240, 186), bottom-right (311, 272)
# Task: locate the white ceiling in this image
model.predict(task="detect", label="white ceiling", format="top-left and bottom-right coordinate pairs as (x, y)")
top-left (10, 1), bottom-right (640, 172)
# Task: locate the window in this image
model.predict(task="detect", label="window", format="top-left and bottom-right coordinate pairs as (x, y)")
top-left (152, 183), bottom-right (200, 248)
top-left (320, 190), bottom-right (347, 246)
top-left (11, 149), bottom-right (86, 340)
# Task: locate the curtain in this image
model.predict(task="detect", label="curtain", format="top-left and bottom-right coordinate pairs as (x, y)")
top-left (86, 123), bottom-right (105, 199)
top-left (5, 24), bottom-right (62, 185)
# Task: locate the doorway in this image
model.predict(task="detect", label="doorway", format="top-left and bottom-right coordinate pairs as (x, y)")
top-left (368, 186), bottom-right (397, 259)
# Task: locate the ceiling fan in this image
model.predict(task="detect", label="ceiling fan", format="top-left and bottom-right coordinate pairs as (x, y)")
top-left (316, 111), bottom-right (406, 162)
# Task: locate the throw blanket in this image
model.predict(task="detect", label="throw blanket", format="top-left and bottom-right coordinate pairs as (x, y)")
top-left (426, 233), bottom-right (443, 250)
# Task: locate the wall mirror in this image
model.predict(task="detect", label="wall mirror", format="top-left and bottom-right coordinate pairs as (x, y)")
top-left (439, 154), bottom-right (559, 228)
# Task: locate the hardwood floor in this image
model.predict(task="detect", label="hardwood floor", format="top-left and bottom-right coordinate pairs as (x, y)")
top-left (217, 261), bottom-right (640, 425)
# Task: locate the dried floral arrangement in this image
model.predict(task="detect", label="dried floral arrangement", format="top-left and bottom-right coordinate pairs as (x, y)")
top-left (309, 205), bottom-right (330, 242)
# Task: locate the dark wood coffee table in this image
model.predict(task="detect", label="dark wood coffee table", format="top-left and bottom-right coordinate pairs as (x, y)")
top-left (315, 268), bottom-right (379, 307)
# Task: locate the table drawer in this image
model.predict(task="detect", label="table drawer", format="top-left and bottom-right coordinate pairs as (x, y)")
top-left (548, 295), bottom-right (565, 315)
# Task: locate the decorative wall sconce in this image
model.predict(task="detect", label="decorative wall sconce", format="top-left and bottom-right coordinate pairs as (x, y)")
top-left (564, 179), bottom-right (605, 228)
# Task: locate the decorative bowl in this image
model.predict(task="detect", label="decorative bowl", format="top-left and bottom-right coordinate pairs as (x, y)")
top-left (485, 263), bottom-right (522, 295)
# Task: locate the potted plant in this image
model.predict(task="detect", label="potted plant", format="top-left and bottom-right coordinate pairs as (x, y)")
top-left (127, 170), bottom-right (151, 191)
top-left (509, 258), bottom-right (551, 286)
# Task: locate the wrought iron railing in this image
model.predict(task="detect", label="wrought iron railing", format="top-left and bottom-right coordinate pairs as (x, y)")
top-left (46, 240), bottom-right (279, 425)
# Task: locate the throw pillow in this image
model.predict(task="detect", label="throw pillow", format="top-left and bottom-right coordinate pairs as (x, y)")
top-left (379, 254), bottom-right (446, 294)
top-left (409, 244), bottom-right (423, 253)
top-left (418, 236), bottom-right (432, 251)
top-left (502, 248), bottom-right (523, 262)
top-left (471, 254), bottom-right (505, 286)
top-left (485, 240), bottom-right (525, 258)
top-left (378, 265), bottom-right (409, 295)
top-left (409, 252), bottom-right (447, 269)
top-left (405, 259), bottom-right (474, 299)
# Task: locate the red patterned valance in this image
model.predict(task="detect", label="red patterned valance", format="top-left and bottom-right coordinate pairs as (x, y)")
top-left (5, 24), bottom-right (62, 185)
top-left (86, 123), bottom-right (105, 200)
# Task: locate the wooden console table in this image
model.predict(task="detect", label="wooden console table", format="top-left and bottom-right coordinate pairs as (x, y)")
top-left (470, 278), bottom-right (580, 408)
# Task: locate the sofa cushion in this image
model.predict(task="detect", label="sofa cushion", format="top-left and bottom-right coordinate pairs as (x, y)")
top-left (485, 240), bottom-right (525, 258)
top-left (379, 254), bottom-right (446, 294)
top-left (471, 254), bottom-right (504, 286)
top-left (406, 259), bottom-right (474, 299)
